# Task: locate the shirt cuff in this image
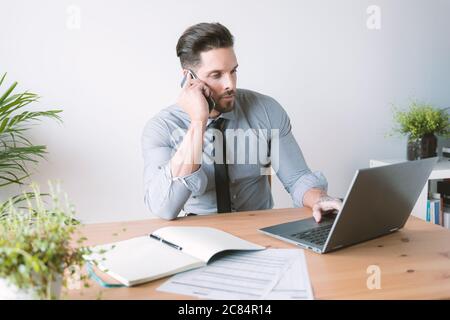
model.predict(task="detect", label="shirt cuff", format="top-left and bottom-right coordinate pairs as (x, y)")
top-left (291, 171), bottom-right (328, 207)
top-left (163, 164), bottom-right (208, 195)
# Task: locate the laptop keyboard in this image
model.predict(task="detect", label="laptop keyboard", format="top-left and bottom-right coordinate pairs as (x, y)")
top-left (290, 223), bottom-right (333, 246)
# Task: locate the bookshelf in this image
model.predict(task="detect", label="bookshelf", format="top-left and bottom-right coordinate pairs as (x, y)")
top-left (369, 158), bottom-right (450, 222)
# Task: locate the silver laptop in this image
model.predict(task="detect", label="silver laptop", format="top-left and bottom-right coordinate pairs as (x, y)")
top-left (259, 157), bottom-right (438, 254)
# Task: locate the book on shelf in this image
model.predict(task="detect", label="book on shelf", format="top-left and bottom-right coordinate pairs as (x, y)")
top-left (444, 208), bottom-right (450, 229)
top-left (426, 197), bottom-right (441, 225)
top-left (426, 179), bottom-right (450, 226)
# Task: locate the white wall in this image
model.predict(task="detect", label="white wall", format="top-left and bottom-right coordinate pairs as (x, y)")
top-left (1, 0), bottom-right (449, 223)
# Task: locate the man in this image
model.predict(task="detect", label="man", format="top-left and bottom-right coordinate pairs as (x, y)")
top-left (142, 22), bottom-right (342, 222)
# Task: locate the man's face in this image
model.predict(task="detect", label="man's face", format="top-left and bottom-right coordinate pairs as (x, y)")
top-left (193, 47), bottom-right (238, 114)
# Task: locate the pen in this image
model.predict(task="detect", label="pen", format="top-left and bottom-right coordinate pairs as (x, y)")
top-left (149, 233), bottom-right (183, 251)
top-left (162, 239), bottom-right (182, 251)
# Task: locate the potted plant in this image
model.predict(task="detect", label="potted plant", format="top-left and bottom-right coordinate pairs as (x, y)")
top-left (0, 72), bottom-right (62, 186)
top-left (391, 102), bottom-right (449, 160)
top-left (0, 72), bottom-right (62, 216)
top-left (0, 182), bottom-right (93, 299)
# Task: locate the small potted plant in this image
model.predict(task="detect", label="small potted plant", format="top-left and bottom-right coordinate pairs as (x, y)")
top-left (391, 102), bottom-right (449, 160)
top-left (0, 182), bottom-right (93, 299)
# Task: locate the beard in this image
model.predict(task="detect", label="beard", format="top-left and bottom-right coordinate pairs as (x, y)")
top-left (214, 99), bottom-right (235, 113)
top-left (214, 90), bottom-right (236, 113)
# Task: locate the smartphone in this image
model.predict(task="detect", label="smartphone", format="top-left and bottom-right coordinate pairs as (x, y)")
top-left (180, 69), bottom-right (216, 112)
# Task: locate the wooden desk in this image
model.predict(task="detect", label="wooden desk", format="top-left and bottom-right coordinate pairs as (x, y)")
top-left (67, 208), bottom-right (450, 300)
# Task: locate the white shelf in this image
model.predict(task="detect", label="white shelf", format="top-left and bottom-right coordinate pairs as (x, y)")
top-left (369, 158), bottom-right (450, 221)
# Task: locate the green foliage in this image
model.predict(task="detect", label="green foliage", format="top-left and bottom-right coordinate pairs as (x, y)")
top-left (391, 102), bottom-right (449, 140)
top-left (0, 73), bottom-right (62, 187)
top-left (0, 182), bottom-right (92, 299)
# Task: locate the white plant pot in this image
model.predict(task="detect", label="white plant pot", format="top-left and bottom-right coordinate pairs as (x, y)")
top-left (0, 278), bottom-right (36, 300)
top-left (0, 274), bottom-right (62, 300)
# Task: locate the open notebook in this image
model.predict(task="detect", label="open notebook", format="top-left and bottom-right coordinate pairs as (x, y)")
top-left (86, 226), bottom-right (265, 287)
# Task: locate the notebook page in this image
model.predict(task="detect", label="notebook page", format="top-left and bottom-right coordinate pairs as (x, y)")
top-left (152, 227), bottom-right (265, 263)
top-left (87, 236), bottom-right (204, 286)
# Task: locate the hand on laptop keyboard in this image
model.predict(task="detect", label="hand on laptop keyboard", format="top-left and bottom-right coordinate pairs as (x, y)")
top-left (312, 195), bottom-right (343, 223)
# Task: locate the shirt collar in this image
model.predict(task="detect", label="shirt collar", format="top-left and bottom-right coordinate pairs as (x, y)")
top-left (218, 108), bottom-right (236, 121)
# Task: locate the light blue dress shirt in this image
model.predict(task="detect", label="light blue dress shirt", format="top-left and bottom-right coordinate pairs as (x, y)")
top-left (142, 88), bottom-right (328, 220)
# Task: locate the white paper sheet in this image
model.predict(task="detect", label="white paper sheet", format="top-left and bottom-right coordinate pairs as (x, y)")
top-left (265, 250), bottom-right (314, 300)
top-left (157, 249), bottom-right (313, 300)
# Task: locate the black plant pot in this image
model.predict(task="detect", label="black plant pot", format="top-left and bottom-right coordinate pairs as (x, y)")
top-left (407, 133), bottom-right (437, 160)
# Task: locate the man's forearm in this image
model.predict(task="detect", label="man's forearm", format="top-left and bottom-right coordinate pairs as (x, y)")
top-left (170, 120), bottom-right (206, 177)
top-left (303, 188), bottom-right (327, 208)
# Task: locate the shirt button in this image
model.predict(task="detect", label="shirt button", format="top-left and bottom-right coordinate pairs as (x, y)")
top-left (232, 195), bottom-right (237, 199)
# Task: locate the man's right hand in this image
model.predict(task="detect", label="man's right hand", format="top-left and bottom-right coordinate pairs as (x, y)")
top-left (312, 195), bottom-right (343, 223)
top-left (177, 73), bottom-right (211, 122)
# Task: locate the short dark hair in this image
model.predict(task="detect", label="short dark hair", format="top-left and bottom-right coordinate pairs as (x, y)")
top-left (176, 22), bottom-right (234, 69)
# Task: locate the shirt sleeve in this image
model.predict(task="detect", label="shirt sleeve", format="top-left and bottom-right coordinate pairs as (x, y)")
top-left (262, 96), bottom-right (328, 207)
top-left (141, 118), bottom-right (208, 220)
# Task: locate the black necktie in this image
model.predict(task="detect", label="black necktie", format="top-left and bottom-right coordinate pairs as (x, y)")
top-left (209, 118), bottom-right (232, 213)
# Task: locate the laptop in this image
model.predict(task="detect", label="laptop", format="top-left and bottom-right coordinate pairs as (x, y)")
top-left (259, 157), bottom-right (438, 254)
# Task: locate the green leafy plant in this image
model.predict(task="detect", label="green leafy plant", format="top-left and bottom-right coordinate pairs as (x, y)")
top-left (0, 182), bottom-right (94, 299)
top-left (0, 72), bottom-right (62, 187)
top-left (391, 102), bottom-right (449, 139)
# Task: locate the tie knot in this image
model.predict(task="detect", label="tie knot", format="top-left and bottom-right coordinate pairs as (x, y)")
top-left (209, 117), bottom-right (227, 131)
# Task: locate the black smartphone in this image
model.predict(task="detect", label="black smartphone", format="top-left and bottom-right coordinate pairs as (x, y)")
top-left (180, 69), bottom-right (216, 112)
